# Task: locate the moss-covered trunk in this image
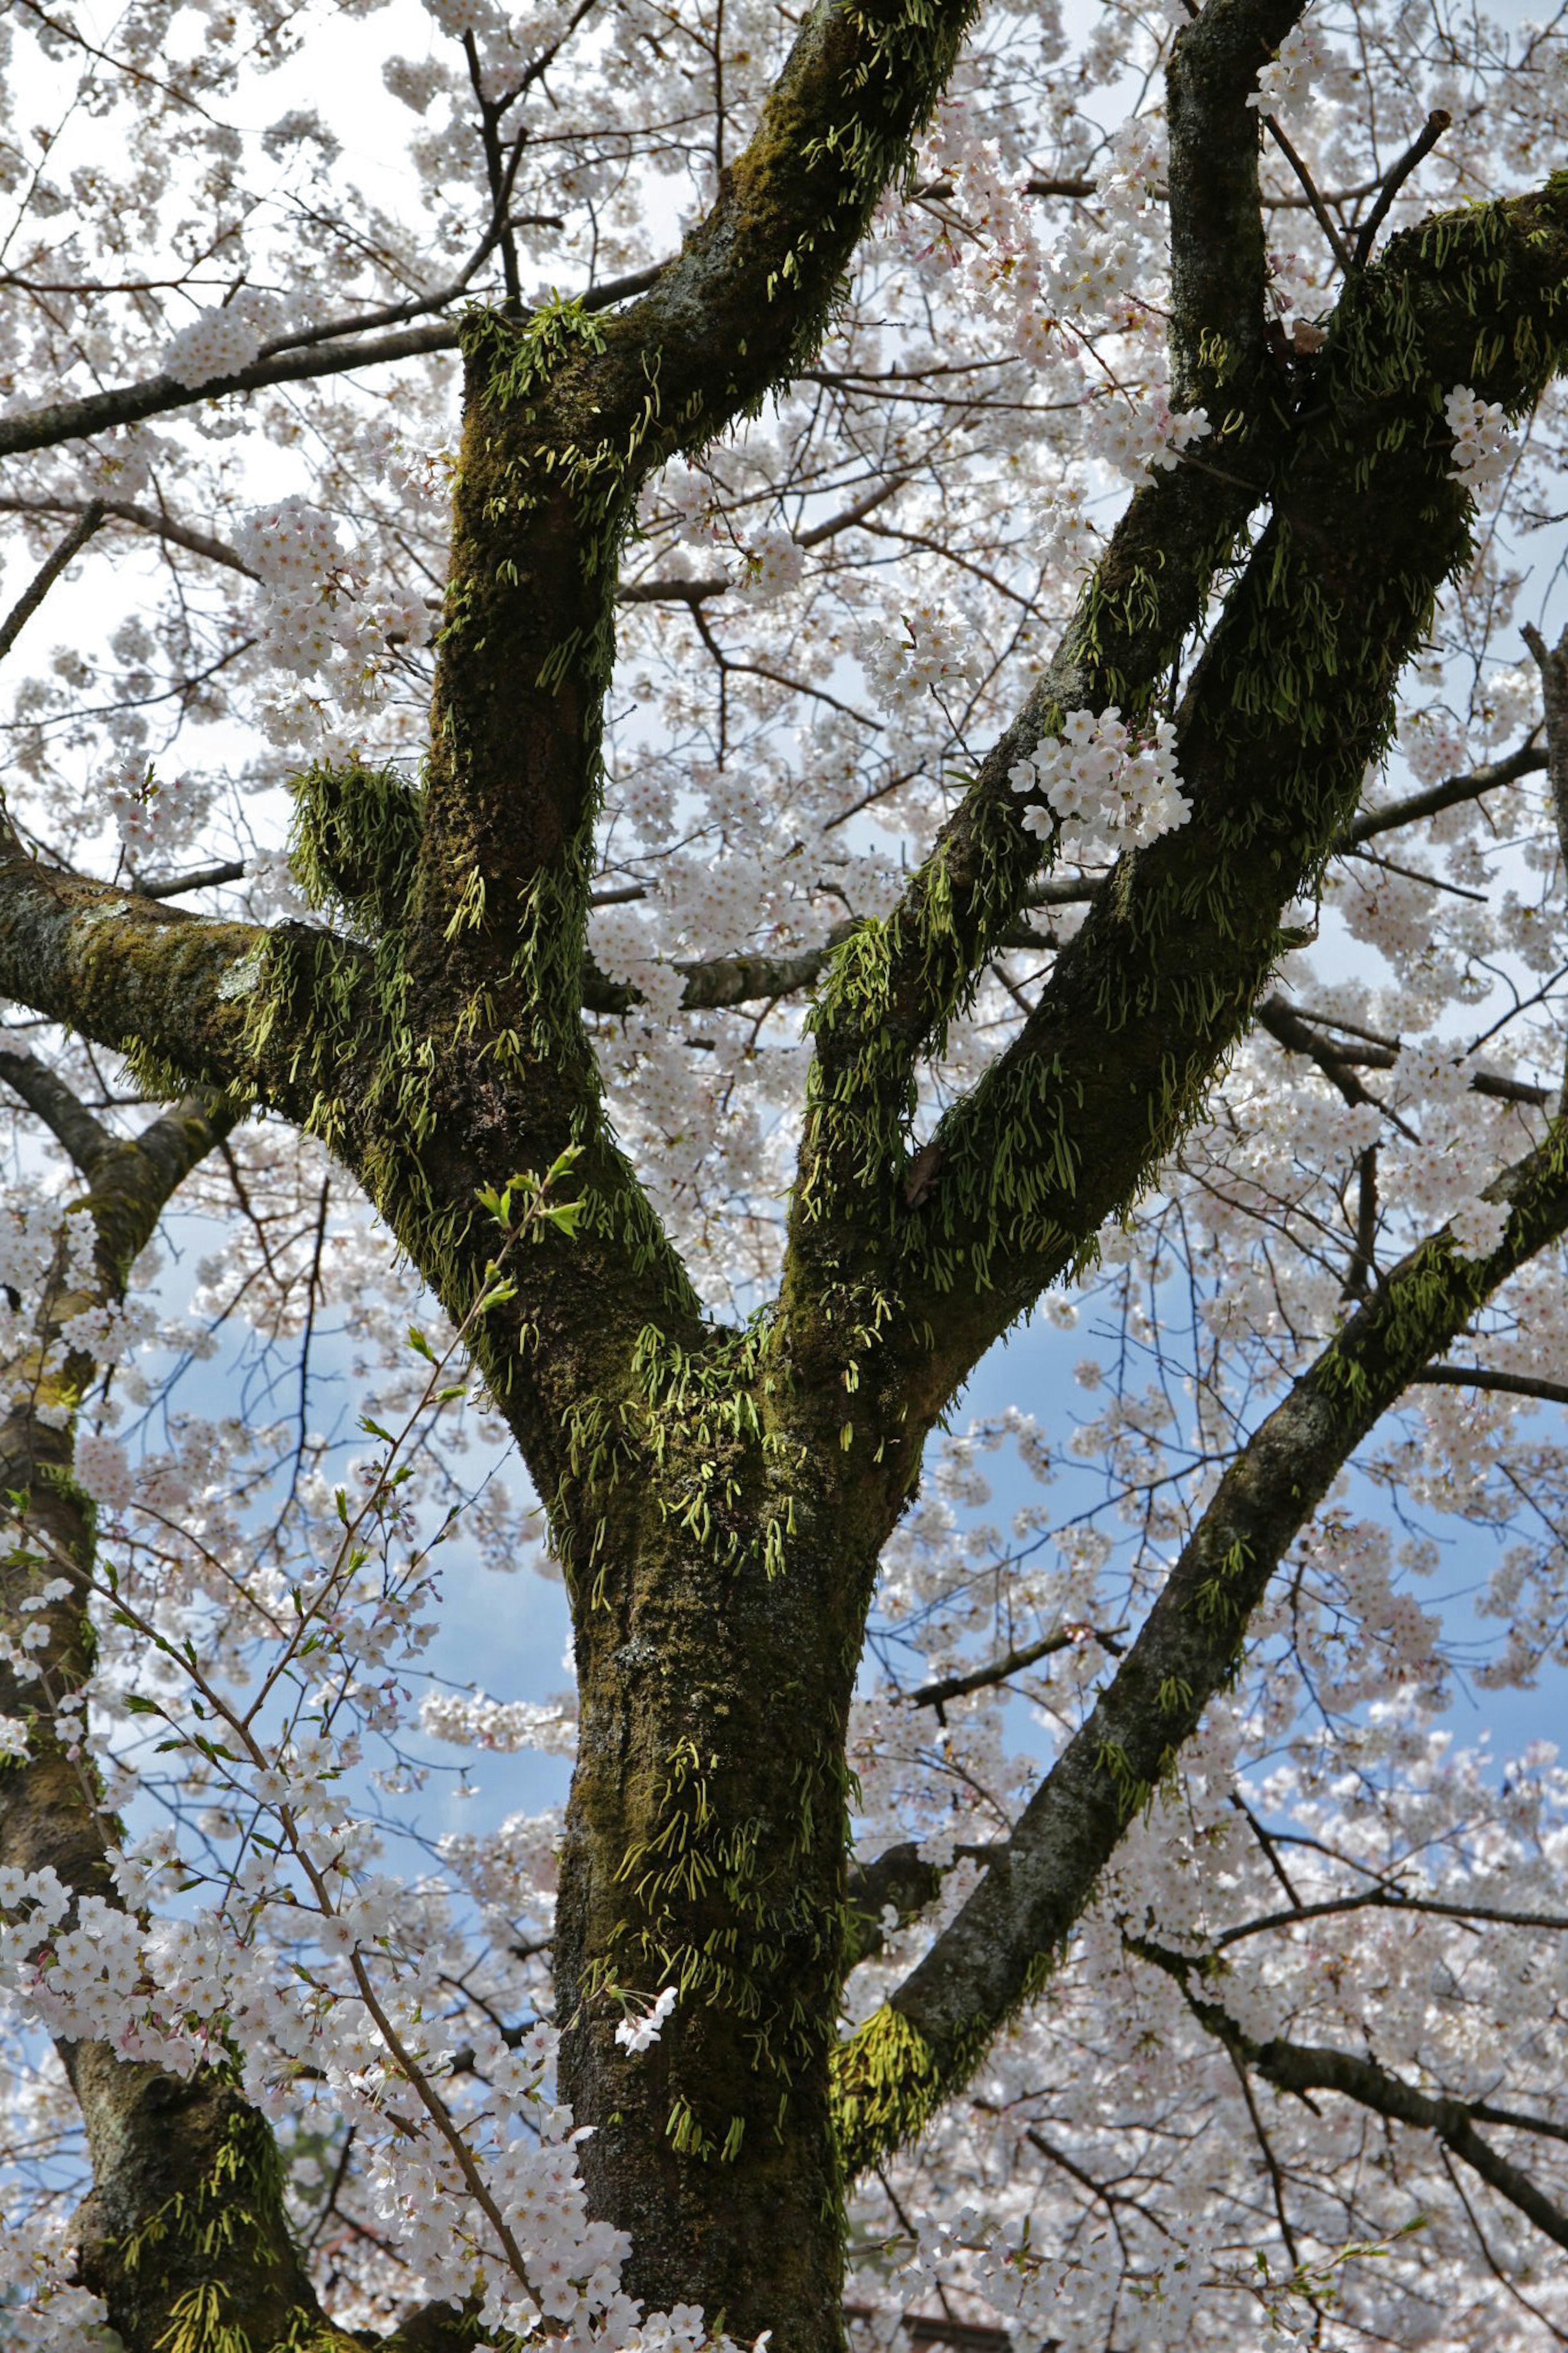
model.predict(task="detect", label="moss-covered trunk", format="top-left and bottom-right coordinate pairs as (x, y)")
top-left (554, 1479), bottom-right (864, 2350)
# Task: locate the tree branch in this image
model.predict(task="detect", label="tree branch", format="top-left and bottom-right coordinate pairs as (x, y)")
top-left (779, 0), bottom-right (1310, 1417)
top-left (133, 858), bottom-right (250, 900)
top-left (1416, 1362), bottom-right (1568, 1408)
top-left (1257, 995), bottom-right (1553, 1108)
top-left (1213, 1888), bottom-right (1568, 1948)
top-left (907, 1623), bottom-right (1125, 1718)
top-left (0, 1041), bottom-right (113, 1173)
top-left (0, 500), bottom-right (105, 662)
top-left (535, 0), bottom-right (982, 486)
top-left (0, 264), bottom-right (671, 463)
top-left (1167, 0), bottom-right (1309, 408)
top-left (0, 855), bottom-right (359, 1116)
top-left (0, 493), bottom-right (261, 578)
top-left (1137, 1938), bottom-right (1568, 2256)
top-left (1350, 108), bottom-right (1452, 269)
top-left (844, 1840), bottom-right (951, 1966)
top-left (1263, 116), bottom-right (1352, 273)
top-left (1343, 737), bottom-right (1547, 843)
top-left (897, 176), bottom-right (1568, 1419)
top-left (0, 1097), bottom-right (363, 2348)
top-left (832, 1111), bottom-right (1568, 2176)
top-left (368, 1), bottom-right (996, 1470)
top-left (0, 324), bottom-right (457, 461)
top-left (1522, 619), bottom-right (1568, 881)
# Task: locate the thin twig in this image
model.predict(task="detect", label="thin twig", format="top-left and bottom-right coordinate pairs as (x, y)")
top-left (0, 500), bottom-right (105, 664)
top-left (1416, 1364), bottom-right (1568, 1409)
top-left (1352, 111), bottom-right (1452, 268)
top-left (1264, 119), bottom-right (1352, 273)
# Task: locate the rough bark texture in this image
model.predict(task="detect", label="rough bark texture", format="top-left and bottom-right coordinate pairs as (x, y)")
top-left (2, 2), bottom-right (1568, 2345)
top-left (0, 1093), bottom-right (365, 2351)
top-left (557, 1505), bottom-right (861, 2342)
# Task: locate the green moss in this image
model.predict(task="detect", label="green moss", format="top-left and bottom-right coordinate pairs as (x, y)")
top-left (830, 2002), bottom-right (946, 2177)
top-left (95, 2094), bottom-right (356, 2353)
top-left (287, 758), bottom-right (423, 937)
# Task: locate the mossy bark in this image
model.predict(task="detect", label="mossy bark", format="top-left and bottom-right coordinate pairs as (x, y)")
top-left (834, 1117), bottom-right (1568, 2178)
top-left (0, 16), bottom-right (1566, 2343)
top-left (0, 1097), bottom-right (364, 2353)
top-left (552, 1438), bottom-right (884, 2349)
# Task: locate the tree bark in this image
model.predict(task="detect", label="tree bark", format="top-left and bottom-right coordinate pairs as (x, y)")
top-left (552, 1401), bottom-right (894, 2346)
top-left (0, 1084), bottom-right (364, 2351)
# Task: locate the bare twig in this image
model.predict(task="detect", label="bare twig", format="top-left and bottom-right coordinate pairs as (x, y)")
top-left (1263, 118), bottom-right (1353, 272)
top-left (133, 860), bottom-right (249, 901)
top-left (1416, 1363), bottom-right (1568, 1409)
top-left (0, 500), bottom-right (105, 663)
top-left (1351, 110), bottom-right (1452, 268)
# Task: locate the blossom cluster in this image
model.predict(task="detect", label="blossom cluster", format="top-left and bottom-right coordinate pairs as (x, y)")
top-left (1008, 707), bottom-right (1192, 865)
top-left (1084, 390), bottom-right (1212, 480)
top-left (161, 303), bottom-right (265, 388)
top-left (422, 1686), bottom-right (579, 1754)
top-left (424, 0), bottom-right (498, 36)
top-left (1247, 20), bottom-right (1339, 118)
top-left (908, 106), bottom-right (1174, 373)
top-left (1388, 1039), bottom-right (1513, 1258)
top-left (0, 1839), bottom-right (721, 2345)
top-left (731, 528), bottom-right (805, 602)
top-left (98, 761), bottom-right (211, 862)
top-left (230, 494), bottom-right (431, 741)
top-left (1444, 382), bottom-right (1515, 488)
top-left (858, 599), bottom-right (982, 717)
top-left (614, 1983), bottom-right (678, 2053)
top-left (385, 54), bottom-right (450, 112)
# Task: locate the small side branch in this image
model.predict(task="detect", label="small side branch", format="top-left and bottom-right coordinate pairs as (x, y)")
top-left (908, 1622), bottom-right (1126, 1719)
top-left (0, 500), bottom-right (105, 664)
top-left (1136, 1936), bottom-right (1568, 2256)
top-left (1351, 110), bottom-right (1452, 268)
top-left (1416, 1363), bottom-right (1568, 1408)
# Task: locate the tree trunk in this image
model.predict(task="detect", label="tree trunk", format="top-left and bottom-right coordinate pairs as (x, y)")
top-left (555, 1465), bottom-right (869, 2350)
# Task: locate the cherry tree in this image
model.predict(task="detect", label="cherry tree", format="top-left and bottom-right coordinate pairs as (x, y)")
top-left (1, 0), bottom-right (1568, 2346)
